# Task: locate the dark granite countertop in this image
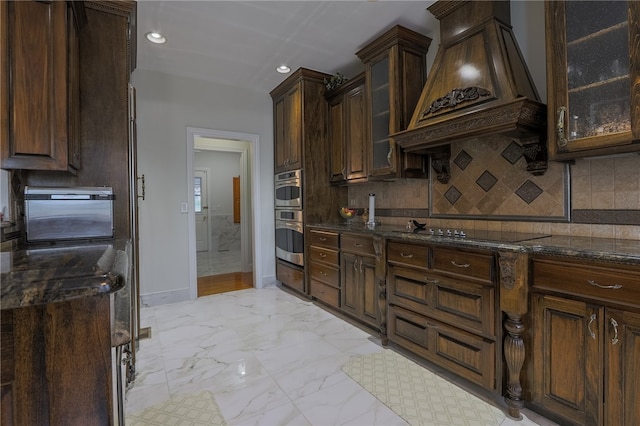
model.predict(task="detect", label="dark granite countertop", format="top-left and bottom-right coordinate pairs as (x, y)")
top-left (308, 222), bottom-right (640, 265)
top-left (1, 239), bottom-right (132, 346)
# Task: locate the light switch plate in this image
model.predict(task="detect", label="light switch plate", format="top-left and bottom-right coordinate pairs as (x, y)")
top-left (180, 202), bottom-right (188, 213)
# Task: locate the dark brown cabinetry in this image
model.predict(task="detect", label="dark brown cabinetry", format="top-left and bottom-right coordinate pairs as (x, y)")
top-left (545, 0), bottom-right (640, 160)
top-left (308, 229), bottom-right (341, 307)
top-left (340, 233), bottom-right (378, 328)
top-left (356, 25), bottom-right (431, 179)
top-left (326, 73), bottom-right (367, 184)
top-left (272, 68), bottom-right (330, 174)
top-left (1, 0), bottom-right (85, 172)
top-left (530, 256), bottom-right (640, 425)
top-left (387, 241), bottom-right (498, 390)
top-left (1, 296), bottom-right (114, 425)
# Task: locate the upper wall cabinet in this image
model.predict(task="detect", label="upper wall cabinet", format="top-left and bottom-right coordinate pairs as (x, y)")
top-left (546, 0), bottom-right (640, 160)
top-left (271, 69), bottom-right (331, 174)
top-left (1, 1), bottom-right (86, 172)
top-left (326, 73), bottom-right (367, 184)
top-left (356, 25), bottom-right (431, 179)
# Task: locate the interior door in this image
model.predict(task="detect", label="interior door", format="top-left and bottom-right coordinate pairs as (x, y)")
top-left (194, 169), bottom-right (208, 252)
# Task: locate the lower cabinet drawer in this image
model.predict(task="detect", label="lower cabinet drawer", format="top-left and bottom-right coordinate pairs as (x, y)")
top-left (276, 260), bottom-right (304, 293)
top-left (388, 266), bottom-right (495, 337)
top-left (532, 257), bottom-right (640, 308)
top-left (310, 279), bottom-right (340, 308)
top-left (309, 262), bottom-right (339, 287)
top-left (388, 305), bottom-right (496, 390)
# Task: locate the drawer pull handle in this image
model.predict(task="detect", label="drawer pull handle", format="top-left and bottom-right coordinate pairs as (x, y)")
top-left (319, 271), bottom-right (327, 276)
top-left (354, 243), bottom-right (363, 247)
top-left (319, 253), bottom-right (327, 258)
top-left (451, 261), bottom-right (470, 268)
top-left (424, 322), bottom-right (438, 329)
top-left (610, 318), bottom-right (619, 345)
top-left (400, 253), bottom-right (413, 258)
top-left (319, 237), bottom-right (327, 241)
top-left (425, 278), bottom-right (439, 284)
top-left (588, 314), bottom-right (597, 340)
top-left (587, 279), bottom-right (622, 290)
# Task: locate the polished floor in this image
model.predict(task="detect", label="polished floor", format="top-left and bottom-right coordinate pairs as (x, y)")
top-left (125, 287), bottom-right (557, 426)
top-left (197, 247), bottom-right (243, 277)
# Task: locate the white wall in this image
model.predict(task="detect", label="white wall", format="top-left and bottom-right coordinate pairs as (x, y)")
top-left (132, 69), bottom-right (274, 304)
top-left (194, 151), bottom-right (240, 216)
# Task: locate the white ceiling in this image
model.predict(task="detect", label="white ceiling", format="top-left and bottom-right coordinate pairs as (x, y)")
top-left (136, 1), bottom-right (439, 94)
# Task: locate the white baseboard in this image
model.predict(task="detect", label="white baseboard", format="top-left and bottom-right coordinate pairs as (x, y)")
top-left (260, 274), bottom-right (277, 288)
top-left (140, 288), bottom-right (190, 307)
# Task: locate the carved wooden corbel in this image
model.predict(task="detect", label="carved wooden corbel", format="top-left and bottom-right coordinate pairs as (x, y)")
top-left (429, 145), bottom-right (451, 184)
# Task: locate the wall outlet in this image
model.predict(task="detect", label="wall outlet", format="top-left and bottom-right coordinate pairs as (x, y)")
top-left (180, 202), bottom-right (188, 213)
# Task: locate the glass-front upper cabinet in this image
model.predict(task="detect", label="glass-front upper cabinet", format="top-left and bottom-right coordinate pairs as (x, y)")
top-left (546, 1), bottom-right (640, 160)
top-left (357, 25), bottom-right (432, 179)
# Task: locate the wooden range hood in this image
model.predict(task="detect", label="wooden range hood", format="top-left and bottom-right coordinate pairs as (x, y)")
top-left (393, 0), bottom-right (547, 183)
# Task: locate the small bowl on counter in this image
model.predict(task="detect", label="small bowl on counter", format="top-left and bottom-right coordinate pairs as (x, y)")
top-left (339, 207), bottom-right (358, 222)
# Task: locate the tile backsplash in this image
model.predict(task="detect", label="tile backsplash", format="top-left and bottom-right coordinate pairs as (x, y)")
top-left (348, 139), bottom-right (640, 240)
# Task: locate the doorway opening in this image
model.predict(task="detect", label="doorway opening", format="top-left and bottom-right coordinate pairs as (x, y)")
top-left (186, 127), bottom-right (263, 299)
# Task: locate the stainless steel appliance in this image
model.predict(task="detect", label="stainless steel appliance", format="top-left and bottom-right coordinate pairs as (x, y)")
top-left (25, 186), bottom-right (114, 242)
top-left (275, 169), bottom-right (302, 209)
top-left (275, 209), bottom-right (304, 266)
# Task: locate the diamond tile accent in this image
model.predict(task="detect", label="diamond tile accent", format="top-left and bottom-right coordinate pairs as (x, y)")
top-left (476, 171), bottom-right (498, 192)
top-left (444, 186), bottom-right (462, 205)
top-left (516, 180), bottom-right (544, 204)
top-left (501, 141), bottom-right (523, 164)
top-left (342, 350), bottom-right (506, 426)
top-left (453, 150), bottom-right (473, 170)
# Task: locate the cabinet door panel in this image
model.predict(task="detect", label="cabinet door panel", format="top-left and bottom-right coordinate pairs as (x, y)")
top-left (285, 86), bottom-right (302, 170)
top-left (606, 310), bottom-right (640, 426)
top-left (361, 256), bottom-right (378, 326)
top-left (274, 98), bottom-right (287, 171)
top-left (387, 265), bottom-right (431, 315)
top-left (545, 0), bottom-right (639, 159)
top-left (341, 252), bottom-right (359, 316)
top-left (531, 294), bottom-right (602, 425)
top-left (328, 100), bottom-right (345, 182)
top-left (2, 1), bottom-right (71, 171)
top-left (345, 85), bottom-right (367, 180)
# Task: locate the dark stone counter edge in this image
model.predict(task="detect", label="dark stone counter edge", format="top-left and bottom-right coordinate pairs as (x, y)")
top-left (0, 272), bottom-right (125, 311)
top-left (308, 223), bottom-right (640, 265)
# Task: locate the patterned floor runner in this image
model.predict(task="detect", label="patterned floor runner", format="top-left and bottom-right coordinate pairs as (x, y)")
top-left (126, 390), bottom-right (226, 425)
top-left (342, 349), bottom-right (506, 426)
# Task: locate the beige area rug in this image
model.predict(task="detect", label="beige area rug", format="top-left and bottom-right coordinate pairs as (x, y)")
top-left (126, 390), bottom-right (226, 425)
top-left (342, 350), bottom-right (507, 426)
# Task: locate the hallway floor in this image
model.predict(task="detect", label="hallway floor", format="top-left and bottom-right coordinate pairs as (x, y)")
top-left (125, 287), bottom-right (556, 426)
top-left (197, 247), bottom-right (243, 277)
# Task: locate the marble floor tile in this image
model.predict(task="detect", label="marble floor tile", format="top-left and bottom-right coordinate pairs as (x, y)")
top-left (126, 287), bottom-right (555, 426)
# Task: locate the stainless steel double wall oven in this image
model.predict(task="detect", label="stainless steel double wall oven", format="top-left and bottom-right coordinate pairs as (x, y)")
top-left (275, 169), bottom-right (304, 266)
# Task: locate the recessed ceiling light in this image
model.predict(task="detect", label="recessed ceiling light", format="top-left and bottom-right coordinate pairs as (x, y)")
top-left (146, 32), bottom-right (166, 44)
top-left (276, 65), bottom-right (291, 74)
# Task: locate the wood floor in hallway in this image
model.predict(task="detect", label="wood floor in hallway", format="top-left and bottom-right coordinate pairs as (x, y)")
top-left (197, 271), bottom-right (253, 297)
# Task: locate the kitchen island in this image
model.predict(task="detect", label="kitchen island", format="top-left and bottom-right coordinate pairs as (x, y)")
top-left (305, 222), bottom-right (640, 423)
top-left (1, 239), bottom-right (131, 425)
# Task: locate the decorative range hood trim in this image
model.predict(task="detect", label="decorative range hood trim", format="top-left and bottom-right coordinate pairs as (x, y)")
top-left (393, 0), bottom-right (547, 179)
